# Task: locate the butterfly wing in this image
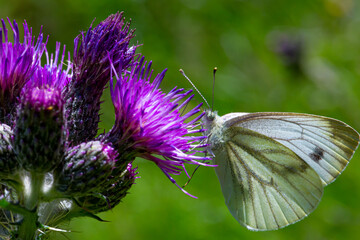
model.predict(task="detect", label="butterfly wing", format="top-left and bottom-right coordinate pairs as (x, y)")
top-left (212, 125), bottom-right (323, 231)
top-left (224, 112), bottom-right (360, 185)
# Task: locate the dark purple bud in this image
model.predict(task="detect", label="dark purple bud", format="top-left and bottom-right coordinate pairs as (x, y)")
top-left (65, 12), bottom-right (136, 146)
top-left (76, 163), bottom-right (138, 213)
top-left (56, 141), bottom-right (117, 196)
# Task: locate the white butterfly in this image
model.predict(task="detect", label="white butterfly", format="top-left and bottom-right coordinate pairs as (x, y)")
top-left (202, 111), bottom-right (360, 231)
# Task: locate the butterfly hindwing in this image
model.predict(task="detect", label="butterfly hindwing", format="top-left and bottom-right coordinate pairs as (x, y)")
top-left (225, 112), bottom-right (360, 185)
top-left (213, 125), bottom-right (323, 230)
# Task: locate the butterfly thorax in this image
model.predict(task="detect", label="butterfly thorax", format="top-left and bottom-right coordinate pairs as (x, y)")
top-left (202, 110), bottom-right (227, 153)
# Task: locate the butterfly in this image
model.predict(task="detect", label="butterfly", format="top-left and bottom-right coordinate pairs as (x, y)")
top-left (202, 110), bottom-right (360, 231)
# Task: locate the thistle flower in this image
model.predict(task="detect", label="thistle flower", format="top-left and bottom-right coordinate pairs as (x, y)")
top-left (13, 44), bottom-right (70, 173)
top-left (65, 12), bottom-right (136, 145)
top-left (30, 42), bottom-right (72, 90)
top-left (103, 57), bottom-right (211, 196)
top-left (0, 18), bottom-right (45, 124)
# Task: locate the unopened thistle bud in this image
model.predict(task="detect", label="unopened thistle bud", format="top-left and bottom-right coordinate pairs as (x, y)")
top-left (76, 163), bottom-right (138, 213)
top-left (56, 141), bottom-right (117, 196)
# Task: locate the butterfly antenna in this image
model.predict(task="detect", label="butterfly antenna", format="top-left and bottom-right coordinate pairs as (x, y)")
top-left (179, 69), bottom-right (210, 109)
top-left (212, 67), bottom-right (217, 112)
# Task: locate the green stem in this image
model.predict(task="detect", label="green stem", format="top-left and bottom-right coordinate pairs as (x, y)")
top-left (18, 172), bottom-right (44, 240)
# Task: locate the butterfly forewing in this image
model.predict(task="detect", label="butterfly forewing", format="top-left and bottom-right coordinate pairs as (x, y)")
top-left (226, 112), bottom-right (360, 185)
top-left (213, 126), bottom-right (323, 230)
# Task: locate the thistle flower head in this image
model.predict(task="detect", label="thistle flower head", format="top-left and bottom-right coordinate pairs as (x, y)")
top-left (105, 56), bottom-right (211, 195)
top-left (29, 42), bottom-right (72, 90)
top-left (20, 42), bottom-right (72, 110)
top-left (72, 11), bottom-right (135, 89)
top-left (65, 12), bottom-right (136, 145)
top-left (14, 88), bottom-right (65, 172)
top-left (23, 87), bottom-right (63, 111)
top-left (0, 18), bottom-right (45, 124)
top-left (13, 44), bottom-right (71, 172)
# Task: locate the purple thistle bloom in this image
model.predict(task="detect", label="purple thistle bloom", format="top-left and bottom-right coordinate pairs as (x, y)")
top-left (28, 42), bottom-right (72, 90)
top-left (72, 12), bottom-right (135, 85)
top-left (65, 12), bottom-right (136, 146)
top-left (104, 56), bottom-right (211, 196)
top-left (21, 87), bottom-right (63, 111)
top-left (13, 43), bottom-right (71, 172)
top-left (0, 18), bottom-right (45, 124)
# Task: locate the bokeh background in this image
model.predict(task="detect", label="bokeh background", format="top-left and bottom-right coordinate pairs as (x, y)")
top-left (1, 0), bottom-right (360, 239)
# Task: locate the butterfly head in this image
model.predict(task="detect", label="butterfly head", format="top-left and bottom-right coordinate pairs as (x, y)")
top-left (202, 109), bottom-right (217, 130)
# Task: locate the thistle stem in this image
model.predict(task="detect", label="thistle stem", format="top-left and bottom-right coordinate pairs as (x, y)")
top-left (18, 172), bottom-right (44, 240)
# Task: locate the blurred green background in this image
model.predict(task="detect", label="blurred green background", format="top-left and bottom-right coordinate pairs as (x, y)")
top-left (2, 0), bottom-right (360, 239)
